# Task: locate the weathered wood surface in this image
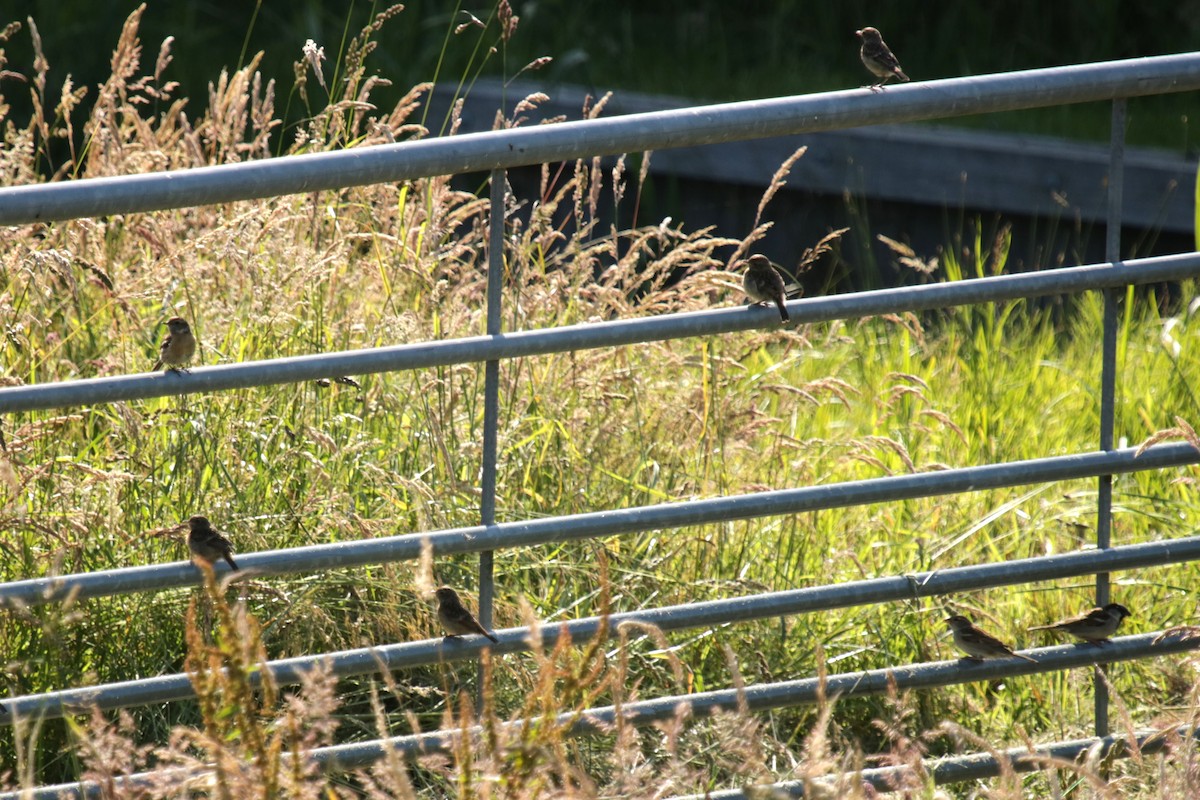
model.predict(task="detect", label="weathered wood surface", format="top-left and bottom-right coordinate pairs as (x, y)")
top-left (427, 79), bottom-right (1195, 234)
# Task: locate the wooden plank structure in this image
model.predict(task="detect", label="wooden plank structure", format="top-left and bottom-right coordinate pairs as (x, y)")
top-left (426, 79), bottom-right (1195, 286)
top-left (432, 78), bottom-right (1194, 233)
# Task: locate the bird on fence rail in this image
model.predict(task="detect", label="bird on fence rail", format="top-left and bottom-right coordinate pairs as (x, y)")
top-left (1029, 602), bottom-right (1131, 645)
top-left (436, 586), bottom-right (499, 643)
top-left (185, 515), bottom-right (239, 570)
top-left (945, 614), bottom-right (1037, 663)
top-left (857, 26), bottom-right (909, 90)
top-left (740, 255), bottom-right (790, 323)
top-left (151, 316), bottom-right (196, 372)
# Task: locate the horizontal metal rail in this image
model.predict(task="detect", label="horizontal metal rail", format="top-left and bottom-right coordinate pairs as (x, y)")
top-left (2, 442), bottom-right (1197, 608)
top-left (4, 54), bottom-right (1199, 800)
top-left (2, 252), bottom-right (1199, 413)
top-left (7, 632), bottom-right (1194, 799)
top-left (267, 632), bottom-right (1200, 764)
top-left (4, 535), bottom-right (1198, 724)
top-left (0, 54), bottom-right (1197, 224)
top-left (670, 726), bottom-right (1200, 799)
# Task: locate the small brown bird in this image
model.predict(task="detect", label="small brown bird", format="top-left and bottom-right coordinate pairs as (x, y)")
top-left (1030, 602), bottom-right (1131, 645)
top-left (857, 27), bottom-right (909, 89)
top-left (186, 515), bottom-right (239, 570)
top-left (945, 614), bottom-right (1036, 663)
top-left (741, 255), bottom-right (789, 323)
top-left (435, 586), bottom-right (498, 643)
top-left (152, 317), bottom-right (196, 372)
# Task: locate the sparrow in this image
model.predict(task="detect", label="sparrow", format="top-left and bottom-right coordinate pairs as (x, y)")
top-left (186, 515), bottom-right (239, 570)
top-left (1029, 602), bottom-right (1131, 645)
top-left (857, 27), bottom-right (909, 89)
top-left (435, 586), bottom-right (498, 643)
top-left (741, 254), bottom-right (789, 323)
top-left (945, 614), bottom-right (1036, 663)
top-left (152, 316), bottom-right (196, 372)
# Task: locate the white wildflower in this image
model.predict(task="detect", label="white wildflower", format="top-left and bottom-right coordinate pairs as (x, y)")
top-left (303, 39), bottom-right (327, 90)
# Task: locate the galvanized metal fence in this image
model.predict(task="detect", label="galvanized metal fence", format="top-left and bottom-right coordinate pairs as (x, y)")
top-left (3, 52), bottom-right (1200, 798)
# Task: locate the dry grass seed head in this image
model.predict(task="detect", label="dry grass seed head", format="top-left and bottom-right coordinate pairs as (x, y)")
top-left (1135, 416), bottom-right (1200, 457)
top-left (753, 146), bottom-right (807, 233)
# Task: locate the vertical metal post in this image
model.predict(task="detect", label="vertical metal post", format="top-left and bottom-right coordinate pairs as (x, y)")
top-left (477, 169), bottom-right (505, 699)
top-left (1094, 98), bottom-right (1126, 738)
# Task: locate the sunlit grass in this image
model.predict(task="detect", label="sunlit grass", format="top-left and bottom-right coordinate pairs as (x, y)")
top-left (1, 3), bottom-right (1200, 797)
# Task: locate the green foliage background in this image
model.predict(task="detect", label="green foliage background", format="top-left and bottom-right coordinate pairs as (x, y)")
top-left (5, 1), bottom-right (1200, 150)
top-left (1, 2), bottom-right (1200, 794)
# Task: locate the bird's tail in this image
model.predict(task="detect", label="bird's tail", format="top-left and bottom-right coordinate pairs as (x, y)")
top-left (1014, 652), bottom-right (1038, 664)
top-left (224, 554), bottom-right (240, 571)
top-left (775, 298), bottom-right (790, 323)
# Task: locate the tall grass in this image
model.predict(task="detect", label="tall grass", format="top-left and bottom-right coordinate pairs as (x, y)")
top-left (2, 3), bottom-right (1200, 796)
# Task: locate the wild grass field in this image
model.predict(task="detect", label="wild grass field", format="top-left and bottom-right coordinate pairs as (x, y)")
top-left (2, 4), bottom-right (1200, 798)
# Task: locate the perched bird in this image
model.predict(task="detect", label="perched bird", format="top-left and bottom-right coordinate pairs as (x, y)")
top-left (186, 515), bottom-right (239, 570)
top-left (741, 254), bottom-right (789, 323)
top-left (857, 27), bottom-right (909, 89)
top-left (435, 586), bottom-right (498, 643)
top-left (945, 614), bottom-right (1036, 663)
top-left (1030, 602), bottom-right (1131, 645)
top-left (152, 316), bottom-right (196, 372)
